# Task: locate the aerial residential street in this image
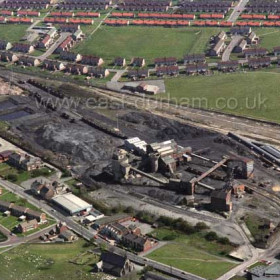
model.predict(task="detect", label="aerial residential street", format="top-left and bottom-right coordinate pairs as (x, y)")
top-left (228, 0), bottom-right (250, 22)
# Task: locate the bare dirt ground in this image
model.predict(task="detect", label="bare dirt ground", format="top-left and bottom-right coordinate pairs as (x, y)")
top-left (0, 78), bottom-right (23, 96)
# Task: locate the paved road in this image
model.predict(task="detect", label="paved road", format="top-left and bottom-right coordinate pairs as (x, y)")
top-left (222, 35), bottom-right (242, 61)
top-left (36, 32), bottom-right (71, 61)
top-left (110, 70), bottom-right (127, 82)
top-left (228, 0), bottom-right (249, 23)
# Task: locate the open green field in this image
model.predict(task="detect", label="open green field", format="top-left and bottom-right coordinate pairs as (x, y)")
top-left (0, 240), bottom-right (101, 280)
top-left (147, 229), bottom-right (238, 280)
top-left (162, 71), bottom-right (280, 122)
top-left (0, 24), bottom-right (28, 42)
top-left (74, 26), bottom-right (221, 65)
top-left (258, 28), bottom-right (280, 51)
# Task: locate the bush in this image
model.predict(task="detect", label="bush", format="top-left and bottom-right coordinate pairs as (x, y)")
top-left (6, 174), bottom-right (18, 182)
top-left (136, 211), bottom-right (156, 224)
top-left (61, 169), bottom-right (71, 178)
top-left (205, 231), bottom-right (218, 241)
top-left (124, 206), bottom-right (135, 215)
top-left (218, 237), bottom-right (230, 245)
top-left (31, 168), bottom-right (50, 178)
top-left (157, 216), bottom-right (196, 235)
top-left (195, 222), bottom-right (209, 232)
top-left (162, 234), bottom-right (177, 241)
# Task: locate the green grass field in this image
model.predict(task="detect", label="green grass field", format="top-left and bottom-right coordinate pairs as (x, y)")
top-left (0, 24), bottom-right (28, 42)
top-left (73, 26), bottom-right (221, 65)
top-left (147, 229), bottom-right (238, 280)
top-left (258, 28), bottom-right (280, 51)
top-left (162, 71), bottom-right (280, 122)
top-left (0, 240), bottom-right (101, 280)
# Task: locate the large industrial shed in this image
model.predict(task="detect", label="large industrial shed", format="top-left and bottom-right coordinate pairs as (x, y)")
top-left (52, 193), bottom-right (92, 215)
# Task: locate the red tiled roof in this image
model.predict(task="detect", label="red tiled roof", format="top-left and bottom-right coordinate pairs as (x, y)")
top-left (268, 15), bottom-right (280, 20)
top-left (75, 12), bottom-right (100, 18)
top-left (263, 21), bottom-right (276, 26)
top-left (111, 12), bottom-right (134, 18)
top-left (44, 17), bottom-right (67, 23)
top-left (7, 17), bottom-right (33, 23)
top-left (0, 10), bottom-right (13, 16)
top-left (18, 10), bottom-right (39, 16)
top-left (59, 36), bottom-right (73, 49)
top-left (41, 34), bottom-right (51, 44)
top-left (193, 20), bottom-right (206, 26)
top-left (50, 12), bottom-right (73, 17)
top-left (104, 19), bottom-right (129, 25)
top-left (200, 14), bottom-right (211, 18)
top-left (220, 21), bottom-right (233, 26)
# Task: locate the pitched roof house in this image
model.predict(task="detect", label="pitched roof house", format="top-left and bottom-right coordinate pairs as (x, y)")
top-left (243, 48), bottom-right (268, 58)
top-left (185, 63), bottom-right (208, 75)
top-left (154, 57), bottom-right (177, 67)
top-left (60, 24), bottom-right (80, 33)
top-left (81, 55), bottom-right (104, 66)
top-left (209, 39), bottom-right (226, 57)
top-left (127, 69), bottom-right (149, 80)
top-left (132, 57), bottom-right (145, 67)
top-left (18, 56), bottom-right (41, 67)
top-left (55, 36), bottom-right (74, 53)
top-left (248, 57), bottom-right (271, 69)
top-left (0, 51), bottom-right (18, 63)
top-left (122, 232), bottom-right (153, 252)
top-left (60, 51), bottom-right (82, 62)
top-left (183, 54), bottom-right (206, 64)
top-left (37, 34), bottom-right (52, 49)
top-left (156, 66), bottom-right (179, 77)
top-left (233, 39), bottom-right (247, 53)
top-left (11, 43), bottom-right (34, 54)
top-left (42, 59), bottom-right (66, 71)
top-left (87, 67), bottom-right (110, 78)
top-left (65, 63), bottom-right (88, 75)
top-left (95, 251), bottom-right (134, 277)
top-left (18, 219), bottom-right (38, 233)
top-left (217, 61), bottom-right (239, 72)
top-left (114, 57), bottom-right (126, 67)
top-left (0, 40), bottom-right (12, 51)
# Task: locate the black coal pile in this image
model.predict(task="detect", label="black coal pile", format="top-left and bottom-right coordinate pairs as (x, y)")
top-left (35, 123), bottom-right (123, 166)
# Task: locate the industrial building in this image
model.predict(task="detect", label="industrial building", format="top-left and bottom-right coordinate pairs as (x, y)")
top-left (112, 137), bottom-right (255, 213)
top-left (124, 137), bottom-right (147, 155)
top-left (51, 193), bottom-right (92, 215)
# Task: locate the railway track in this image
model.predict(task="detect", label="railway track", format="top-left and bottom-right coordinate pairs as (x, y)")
top-left (238, 179), bottom-right (280, 208)
top-left (91, 87), bottom-right (280, 147)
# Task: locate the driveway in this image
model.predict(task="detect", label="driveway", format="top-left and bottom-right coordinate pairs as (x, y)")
top-left (222, 35), bottom-right (242, 61)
